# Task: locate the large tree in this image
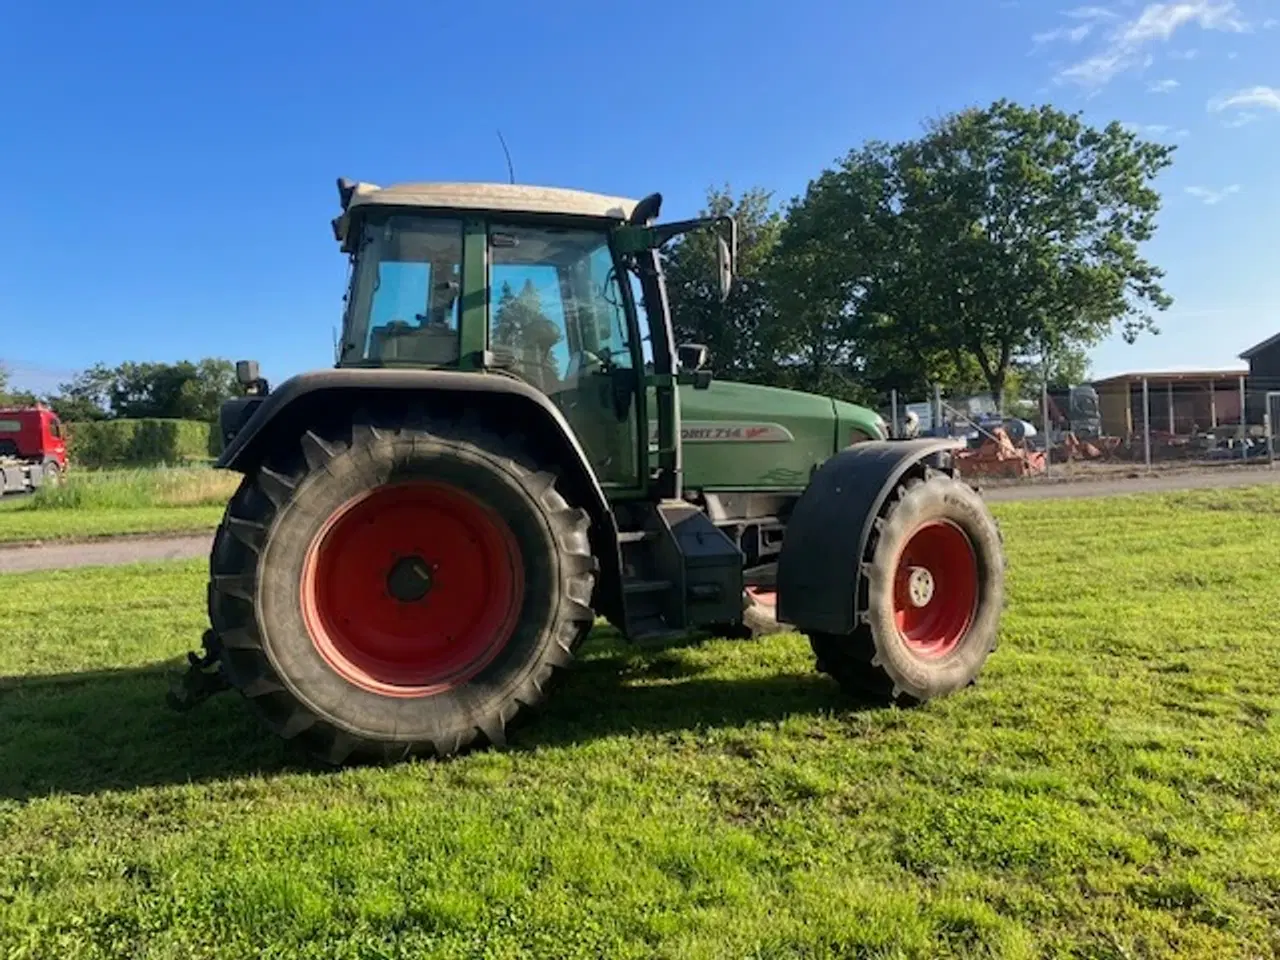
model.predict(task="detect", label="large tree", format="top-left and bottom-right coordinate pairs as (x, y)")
top-left (662, 185), bottom-right (786, 383)
top-left (768, 142), bottom-right (956, 404)
top-left (781, 100), bottom-right (1174, 403)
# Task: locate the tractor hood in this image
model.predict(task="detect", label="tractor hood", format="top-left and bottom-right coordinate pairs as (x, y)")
top-left (673, 379), bottom-right (886, 491)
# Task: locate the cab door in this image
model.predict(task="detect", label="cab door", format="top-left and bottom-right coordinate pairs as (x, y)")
top-left (487, 223), bottom-right (645, 491)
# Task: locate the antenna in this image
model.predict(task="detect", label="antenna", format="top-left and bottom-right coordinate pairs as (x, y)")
top-left (496, 129), bottom-right (515, 184)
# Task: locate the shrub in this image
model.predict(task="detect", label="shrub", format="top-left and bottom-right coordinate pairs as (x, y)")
top-left (65, 419), bottom-right (218, 468)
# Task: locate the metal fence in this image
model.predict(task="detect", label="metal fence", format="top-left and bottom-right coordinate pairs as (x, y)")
top-left (879, 376), bottom-right (1271, 484)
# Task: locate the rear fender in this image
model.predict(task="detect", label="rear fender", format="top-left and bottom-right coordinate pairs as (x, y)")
top-left (776, 439), bottom-right (965, 635)
top-left (216, 368), bottom-right (624, 622)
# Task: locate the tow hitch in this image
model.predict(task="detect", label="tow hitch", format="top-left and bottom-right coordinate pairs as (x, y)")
top-left (166, 629), bottom-right (230, 712)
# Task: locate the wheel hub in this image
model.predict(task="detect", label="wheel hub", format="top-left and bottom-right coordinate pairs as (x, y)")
top-left (386, 555), bottom-right (434, 603)
top-left (906, 566), bottom-right (935, 607)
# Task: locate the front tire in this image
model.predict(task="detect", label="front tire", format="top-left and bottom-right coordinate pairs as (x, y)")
top-left (810, 469), bottom-right (1004, 703)
top-left (41, 458), bottom-right (62, 487)
top-left (208, 416), bottom-right (597, 765)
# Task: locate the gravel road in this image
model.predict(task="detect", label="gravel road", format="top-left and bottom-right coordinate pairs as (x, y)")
top-left (1, 465), bottom-right (1276, 574)
top-left (0, 534), bottom-right (216, 574)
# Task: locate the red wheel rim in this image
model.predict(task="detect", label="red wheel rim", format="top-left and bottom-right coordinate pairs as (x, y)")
top-left (300, 481), bottom-right (525, 697)
top-left (891, 520), bottom-right (977, 658)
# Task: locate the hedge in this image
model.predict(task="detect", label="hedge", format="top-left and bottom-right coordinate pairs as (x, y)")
top-left (65, 419), bottom-right (220, 468)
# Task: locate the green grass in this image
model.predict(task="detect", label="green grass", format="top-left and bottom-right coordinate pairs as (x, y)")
top-left (3, 487), bottom-right (1280, 958)
top-left (0, 468), bottom-right (236, 543)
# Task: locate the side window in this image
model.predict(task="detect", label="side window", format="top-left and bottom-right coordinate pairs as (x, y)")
top-left (371, 262), bottom-right (430, 330)
top-left (490, 257), bottom-right (571, 392)
top-left (48, 418), bottom-right (62, 439)
top-left (353, 217), bottom-right (463, 365)
top-left (489, 224), bottom-right (632, 393)
top-left (581, 243), bottom-right (633, 370)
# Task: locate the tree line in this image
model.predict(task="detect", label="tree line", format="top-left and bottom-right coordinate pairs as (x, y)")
top-left (663, 98), bottom-right (1173, 406)
top-left (0, 359), bottom-right (238, 422)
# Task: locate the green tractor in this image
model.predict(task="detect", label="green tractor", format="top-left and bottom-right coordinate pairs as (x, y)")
top-left (173, 178), bottom-right (1006, 765)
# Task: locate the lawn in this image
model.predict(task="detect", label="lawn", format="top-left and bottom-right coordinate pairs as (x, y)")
top-left (2, 487), bottom-right (1280, 958)
top-left (0, 468), bottom-right (236, 543)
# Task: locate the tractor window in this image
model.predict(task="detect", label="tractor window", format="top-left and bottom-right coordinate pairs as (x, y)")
top-left (488, 224), bottom-right (643, 487)
top-left (342, 215), bottom-right (464, 365)
top-left (488, 225), bottom-right (635, 393)
top-left (489, 259), bottom-right (570, 391)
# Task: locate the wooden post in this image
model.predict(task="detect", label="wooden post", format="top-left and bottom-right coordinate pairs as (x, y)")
top-left (1167, 381), bottom-right (1175, 434)
top-left (1240, 375), bottom-right (1247, 459)
top-left (1142, 378), bottom-right (1151, 470)
top-left (1210, 379), bottom-right (1217, 428)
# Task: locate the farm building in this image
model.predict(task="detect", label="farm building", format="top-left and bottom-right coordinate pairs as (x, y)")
top-left (1239, 333), bottom-right (1280, 426)
top-left (1091, 370), bottom-right (1247, 438)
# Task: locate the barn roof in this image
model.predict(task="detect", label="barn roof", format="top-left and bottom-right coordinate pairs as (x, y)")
top-left (1091, 369), bottom-right (1247, 387)
top-left (1240, 332), bottom-right (1280, 360)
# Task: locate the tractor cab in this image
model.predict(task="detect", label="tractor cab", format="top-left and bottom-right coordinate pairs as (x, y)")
top-left (328, 180), bottom-right (733, 495)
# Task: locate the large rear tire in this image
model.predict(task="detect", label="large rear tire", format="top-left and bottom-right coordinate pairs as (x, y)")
top-left (208, 416), bottom-right (597, 765)
top-left (809, 469), bottom-right (1004, 703)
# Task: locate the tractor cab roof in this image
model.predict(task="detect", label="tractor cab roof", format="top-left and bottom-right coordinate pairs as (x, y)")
top-left (332, 180), bottom-right (640, 246)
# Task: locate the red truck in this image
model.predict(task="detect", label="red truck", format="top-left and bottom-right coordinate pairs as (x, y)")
top-left (0, 405), bottom-right (68, 494)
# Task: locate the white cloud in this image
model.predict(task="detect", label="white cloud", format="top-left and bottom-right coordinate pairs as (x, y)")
top-left (1208, 85), bottom-right (1280, 115)
top-left (1264, 18), bottom-right (1278, 29)
top-left (1185, 185), bottom-right (1242, 204)
top-left (1124, 121), bottom-right (1172, 134)
top-left (1051, 2), bottom-right (1251, 91)
top-left (1123, 122), bottom-right (1191, 139)
top-left (1065, 5), bottom-right (1120, 20)
top-left (1033, 23), bottom-right (1094, 46)
top-left (1147, 78), bottom-right (1180, 92)
top-left (1118, 1), bottom-right (1246, 45)
top-left (1170, 47), bottom-right (1200, 58)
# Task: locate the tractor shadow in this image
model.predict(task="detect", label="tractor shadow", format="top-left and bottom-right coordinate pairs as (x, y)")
top-left (0, 632), bottom-right (881, 801)
top-left (0, 662), bottom-right (304, 801)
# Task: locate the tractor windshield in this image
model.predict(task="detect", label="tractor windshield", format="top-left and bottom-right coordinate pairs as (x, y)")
top-left (341, 215), bottom-right (464, 365)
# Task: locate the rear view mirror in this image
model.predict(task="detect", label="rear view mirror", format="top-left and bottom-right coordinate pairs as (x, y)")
top-left (716, 235), bottom-right (733, 303)
top-left (677, 343), bottom-right (712, 390)
top-left (677, 343), bottom-right (709, 370)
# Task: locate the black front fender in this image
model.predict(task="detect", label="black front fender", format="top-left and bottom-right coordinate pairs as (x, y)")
top-left (776, 438), bottom-right (965, 635)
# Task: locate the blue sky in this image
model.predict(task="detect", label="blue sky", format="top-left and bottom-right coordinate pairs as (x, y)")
top-left (1, 0), bottom-right (1277, 396)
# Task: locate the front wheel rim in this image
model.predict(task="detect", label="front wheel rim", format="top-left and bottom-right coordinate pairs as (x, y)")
top-left (891, 520), bottom-right (978, 658)
top-left (300, 481), bottom-right (525, 697)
